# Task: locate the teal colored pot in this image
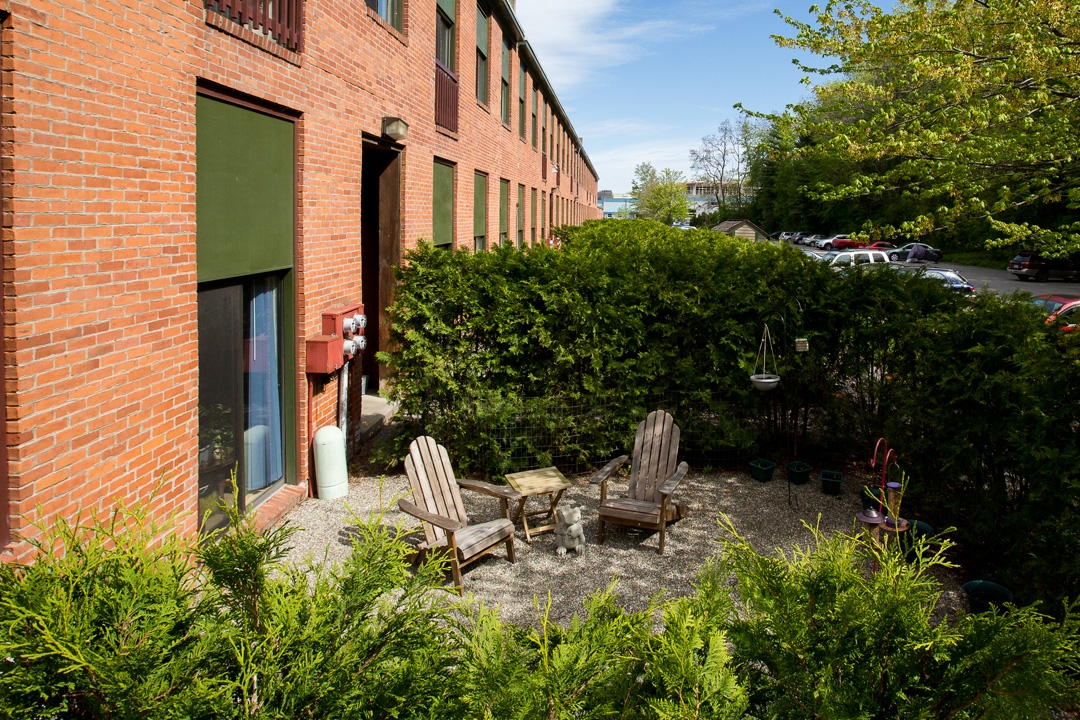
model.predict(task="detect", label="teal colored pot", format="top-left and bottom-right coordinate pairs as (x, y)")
top-left (785, 460), bottom-right (812, 485)
top-left (820, 469), bottom-right (844, 495)
top-left (963, 580), bottom-right (1014, 613)
top-left (749, 458), bottom-right (777, 482)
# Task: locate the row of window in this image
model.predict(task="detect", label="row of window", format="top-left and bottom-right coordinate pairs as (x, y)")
top-left (216, 0), bottom-right (595, 191)
top-left (431, 1), bottom-right (590, 188)
top-left (432, 160), bottom-right (583, 251)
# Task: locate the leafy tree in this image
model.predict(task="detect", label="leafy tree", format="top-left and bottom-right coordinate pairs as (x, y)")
top-left (632, 163), bottom-right (690, 224)
top-left (771, 0), bottom-right (1080, 255)
top-left (690, 119), bottom-right (757, 213)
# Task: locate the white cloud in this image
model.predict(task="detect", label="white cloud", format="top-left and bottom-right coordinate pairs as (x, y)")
top-left (589, 136), bottom-right (699, 194)
top-left (513, 0), bottom-right (776, 92)
top-left (514, 0), bottom-right (683, 92)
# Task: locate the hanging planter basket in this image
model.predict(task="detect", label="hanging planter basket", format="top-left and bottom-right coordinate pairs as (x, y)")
top-left (750, 323), bottom-right (780, 391)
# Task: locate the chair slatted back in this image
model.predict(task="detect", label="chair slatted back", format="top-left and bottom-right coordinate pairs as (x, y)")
top-left (404, 436), bottom-right (468, 547)
top-left (628, 410), bottom-right (681, 503)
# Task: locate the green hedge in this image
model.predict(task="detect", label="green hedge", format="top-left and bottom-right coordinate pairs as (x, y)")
top-left (1, 501), bottom-right (1076, 718)
top-left (379, 219), bottom-right (1080, 609)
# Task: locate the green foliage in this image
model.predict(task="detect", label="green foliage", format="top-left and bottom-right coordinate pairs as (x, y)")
top-left (632, 163), bottom-right (691, 225)
top-left (2, 496), bottom-right (1078, 717)
top-left (0, 490), bottom-right (461, 719)
top-left (720, 520), bottom-right (1080, 718)
top-left (0, 501), bottom-right (226, 719)
top-left (768, 0), bottom-right (1080, 255)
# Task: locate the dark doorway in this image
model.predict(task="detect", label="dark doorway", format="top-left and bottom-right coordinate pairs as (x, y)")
top-left (360, 142), bottom-right (402, 391)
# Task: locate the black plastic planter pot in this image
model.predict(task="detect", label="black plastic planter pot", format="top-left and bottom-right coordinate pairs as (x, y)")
top-left (749, 458), bottom-right (777, 482)
top-left (785, 460), bottom-right (812, 485)
top-left (963, 580), bottom-right (1014, 613)
top-left (820, 470), bottom-right (844, 495)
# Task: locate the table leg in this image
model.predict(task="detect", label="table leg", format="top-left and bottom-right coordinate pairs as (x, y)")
top-left (519, 497), bottom-right (534, 543)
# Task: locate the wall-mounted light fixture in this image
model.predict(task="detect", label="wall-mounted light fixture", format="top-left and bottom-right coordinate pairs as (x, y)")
top-left (381, 116), bottom-right (408, 142)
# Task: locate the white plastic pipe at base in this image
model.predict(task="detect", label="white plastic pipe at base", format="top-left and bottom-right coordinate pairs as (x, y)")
top-left (313, 425), bottom-right (348, 501)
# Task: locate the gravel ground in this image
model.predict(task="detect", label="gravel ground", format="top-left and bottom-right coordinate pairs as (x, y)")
top-left (281, 463), bottom-right (966, 627)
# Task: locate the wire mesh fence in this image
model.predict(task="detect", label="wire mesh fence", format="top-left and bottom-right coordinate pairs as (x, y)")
top-left (428, 390), bottom-right (797, 477)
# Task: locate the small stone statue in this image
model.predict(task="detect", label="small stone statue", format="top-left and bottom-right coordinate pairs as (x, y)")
top-left (554, 506), bottom-right (586, 556)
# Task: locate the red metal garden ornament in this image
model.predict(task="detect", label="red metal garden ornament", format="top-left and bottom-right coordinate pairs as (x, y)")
top-left (871, 437), bottom-right (897, 515)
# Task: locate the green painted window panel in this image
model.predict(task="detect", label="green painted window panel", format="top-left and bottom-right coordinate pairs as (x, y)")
top-left (476, 7), bottom-right (488, 57)
top-left (502, 38), bottom-right (511, 80)
top-left (433, 160), bottom-right (454, 248)
top-left (437, 0), bottom-right (455, 17)
top-left (530, 188), bottom-right (537, 244)
top-left (517, 184), bottom-right (525, 247)
top-left (473, 172), bottom-right (487, 239)
top-left (196, 95), bottom-right (294, 283)
top-left (499, 179), bottom-right (509, 235)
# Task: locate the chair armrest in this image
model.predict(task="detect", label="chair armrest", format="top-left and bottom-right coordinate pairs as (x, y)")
top-left (457, 479), bottom-right (522, 502)
top-left (398, 499), bottom-right (464, 532)
top-left (658, 462), bottom-right (689, 497)
top-left (589, 455), bottom-right (629, 485)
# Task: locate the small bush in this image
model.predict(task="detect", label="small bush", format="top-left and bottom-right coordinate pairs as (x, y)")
top-left (2, 501), bottom-right (1076, 718)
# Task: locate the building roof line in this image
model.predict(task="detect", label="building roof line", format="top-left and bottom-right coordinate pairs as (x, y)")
top-left (491, 0), bottom-right (599, 183)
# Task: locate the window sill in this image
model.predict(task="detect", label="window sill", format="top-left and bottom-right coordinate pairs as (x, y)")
top-left (435, 124), bottom-right (459, 141)
top-left (363, 6), bottom-right (408, 46)
top-left (204, 10), bottom-right (303, 66)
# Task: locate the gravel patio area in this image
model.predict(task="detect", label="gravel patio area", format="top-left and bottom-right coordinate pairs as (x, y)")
top-left (280, 462), bottom-right (966, 627)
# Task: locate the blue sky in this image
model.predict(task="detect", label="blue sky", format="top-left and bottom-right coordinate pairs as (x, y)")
top-left (514, 0), bottom-right (819, 194)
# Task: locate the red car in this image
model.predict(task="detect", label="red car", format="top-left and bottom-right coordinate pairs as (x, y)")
top-left (1047, 299), bottom-right (1080, 332)
top-left (819, 234), bottom-right (866, 250)
top-left (1031, 293), bottom-right (1080, 315)
top-left (864, 242), bottom-right (896, 251)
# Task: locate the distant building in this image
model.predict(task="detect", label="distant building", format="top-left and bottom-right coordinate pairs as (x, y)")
top-left (598, 190), bottom-right (614, 200)
top-left (686, 181), bottom-right (754, 217)
top-left (713, 219), bottom-right (769, 242)
top-left (602, 196), bottom-right (636, 218)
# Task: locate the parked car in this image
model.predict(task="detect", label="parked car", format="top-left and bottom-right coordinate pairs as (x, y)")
top-left (1007, 251), bottom-right (1080, 282)
top-left (672, 219), bottom-right (692, 230)
top-left (889, 243), bottom-right (943, 262)
top-left (1047, 298), bottom-right (1080, 332)
top-left (923, 269), bottom-right (975, 293)
top-left (828, 235), bottom-right (868, 251)
top-left (792, 232), bottom-right (815, 245)
top-left (804, 234), bottom-right (828, 248)
top-left (812, 236), bottom-right (846, 250)
top-left (864, 241), bottom-right (896, 251)
top-left (779, 231), bottom-right (801, 241)
top-left (822, 250), bottom-right (891, 268)
top-left (1030, 293), bottom-right (1080, 315)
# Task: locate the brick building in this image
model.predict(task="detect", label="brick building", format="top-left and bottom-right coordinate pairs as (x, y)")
top-left (0, 0), bottom-right (600, 558)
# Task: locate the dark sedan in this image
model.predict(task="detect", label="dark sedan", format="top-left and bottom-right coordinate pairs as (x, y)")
top-left (889, 243), bottom-right (943, 262)
top-left (1008, 251), bottom-right (1080, 282)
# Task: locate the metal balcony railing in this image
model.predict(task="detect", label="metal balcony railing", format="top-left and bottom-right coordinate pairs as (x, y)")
top-left (435, 60), bottom-right (459, 133)
top-left (206, 0), bottom-right (304, 51)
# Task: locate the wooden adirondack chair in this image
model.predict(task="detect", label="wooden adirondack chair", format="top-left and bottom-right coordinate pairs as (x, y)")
top-left (398, 436), bottom-right (521, 588)
top-left (590, 410), bottom-right (689, 555)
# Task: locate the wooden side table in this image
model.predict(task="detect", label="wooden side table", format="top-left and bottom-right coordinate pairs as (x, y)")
top-left (504, 466), bottom-right (572, 543)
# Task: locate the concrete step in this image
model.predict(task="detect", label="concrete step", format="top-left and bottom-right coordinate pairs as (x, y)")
top-left (358, 393), bottom-right (397, 442)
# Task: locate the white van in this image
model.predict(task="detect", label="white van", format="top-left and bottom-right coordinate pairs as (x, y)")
top-left (820, 250), bottom-right (891, 268)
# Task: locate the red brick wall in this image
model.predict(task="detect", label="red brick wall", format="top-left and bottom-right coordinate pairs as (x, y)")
top-left (0, 0), bottom-right (599, 560)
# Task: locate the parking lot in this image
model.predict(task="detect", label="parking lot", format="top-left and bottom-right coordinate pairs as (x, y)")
top-left (800, 247), bottom-right (1080, 296)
